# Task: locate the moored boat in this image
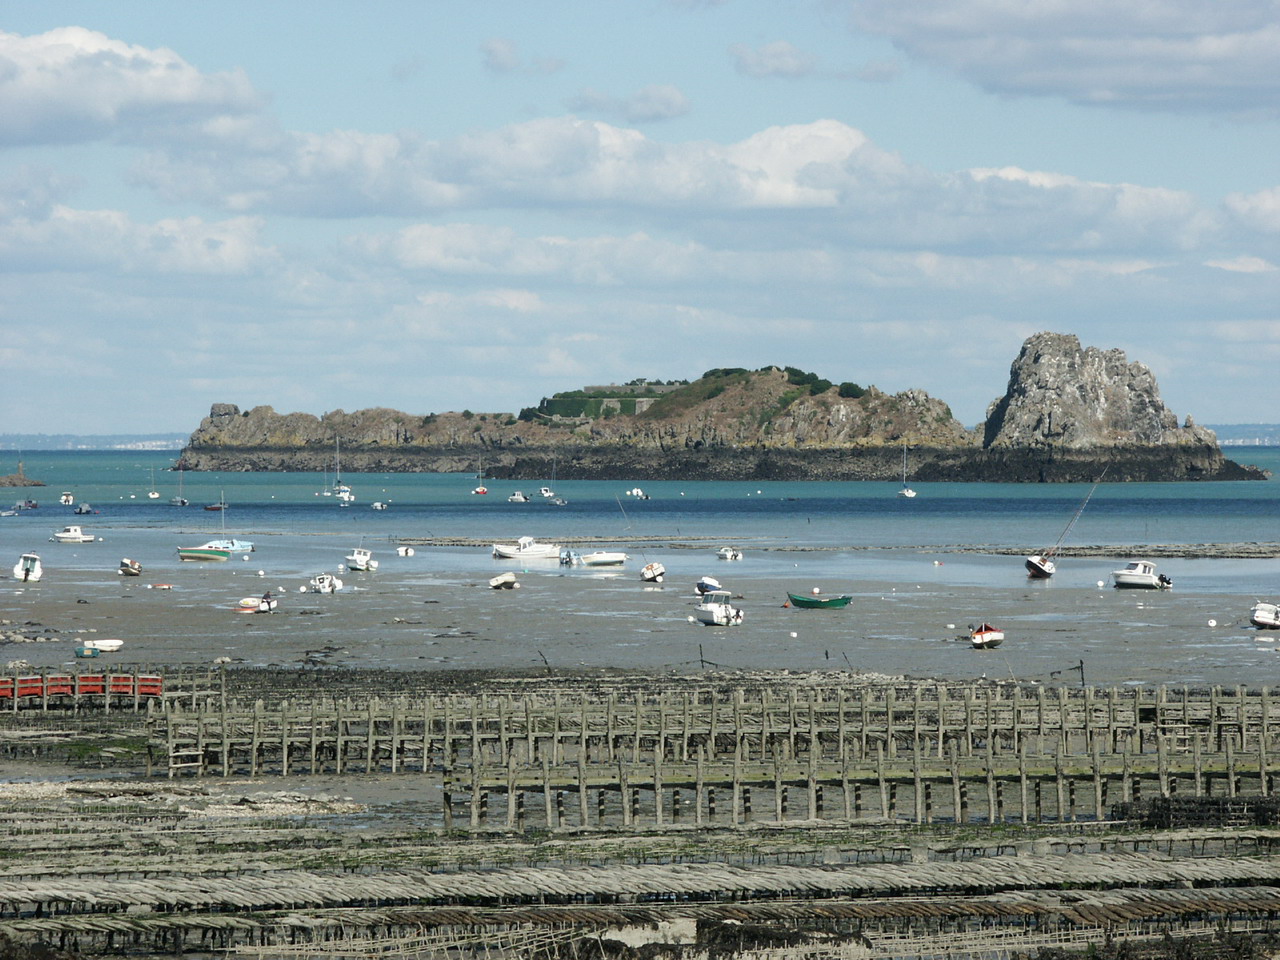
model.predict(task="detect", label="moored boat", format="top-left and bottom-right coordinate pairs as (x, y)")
top-left (1025, 554), bottom-right (1056, 578)
top-left (12, 553), bottom-right (41, 582)
top-left (786, 591), bottom-right (853, 609)
top-left (969, 623), bottom-right (1005, 648)
top-left (640, 562), bottom-right (666, 583)
top-left (694, 590), bottom-right (744, 626)
top-left (508, 491), bottom-right (530, 503)
top-left (695, 575), bottom-right (722, 595)
top-left (489, 572), bottom-right (519, 589)
top-left (177, 543), bottom-right (232, 562)
top-left (716, 546), bottom-right (743, 561)
top-left (51, 525), bottom-right (96, 543)
top-left (1251, 601), bottom-right (1280, 629)
top-left (118, 557), bottom-right (142, 577)
top-left (561, 549), bottom-right (628, 567)
top-left (1112, 560), bottom-right (1171, 589)
top-left (345, 546), bottom-right (379, 571)
top-left (239, 593), bottom-right (277, 613)
top-left (309, 573), bottom-right (344, 594)
top-left (492, 536), bottom-right (561, 560)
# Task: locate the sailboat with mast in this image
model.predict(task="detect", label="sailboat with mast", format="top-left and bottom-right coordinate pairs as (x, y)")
top-left (1025, 470), bottom-right (1107, 578)
top-left (169, 464), bottom-right (188, 506)
top-left (333, 437), bottom-right (354, 504)
top-left (178, 491), bottom-right (254, 560)
top-left (897, 443), bottom-right (916, 498)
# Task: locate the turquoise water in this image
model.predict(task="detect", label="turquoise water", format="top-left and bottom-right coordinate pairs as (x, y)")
top-left (4, 448), bottom-right (1279, 554)
top-left (5, 449), bottom-right (1280, 687)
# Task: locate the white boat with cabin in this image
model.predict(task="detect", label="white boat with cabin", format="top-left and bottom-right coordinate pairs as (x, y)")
top-left (118, 558), bottom-right (142, 577)
top-left (51, 525), bottom-right (96, 544)
top-left (507, 490), bottom-right (530, 503)
top-left (309, 573), bottom-right (344, 594)
top-left (345, 546), bottom-right (378, 571)
top-left (716, 546), bottom-right (743, 561)
top-left (492, 536), bottom-right (561, 560)
top-left (12, 553), bottom-right (41, 582)
top-left (1251, 601), bottom-right (1280, 629)
top-left (695, 575), bottom-right (723, 595)
top-left (640, 561), bottom-right (665, 583)
top-left (694, 590), bottom-right (744, 626)
top-left (1112, 560), bottom-right (1172, 590)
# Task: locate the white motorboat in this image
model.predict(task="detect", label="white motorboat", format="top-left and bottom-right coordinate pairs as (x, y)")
top-left (1112, 560), bottom-right (1172, 589)
top-left (640, 562), bottom-right (666, 583)
top-left (969, 623), bottom-right (1005, 649)
top-left (118, 557), bottom-right (142, 577)
top-left (51, 525), bottom-right (96, 544)
top-left (694, 590), bottom-right (744, 626)
top-left (12, 553), bottom-right (41, 582)
top-left (716, 547), bottom-right (743, 561)
top-left (345, 546), bottom-right (378, 571)
top-left (695, 575), bottom-right (723, 595)
top-left (492, 536), bottom-right (561, 560)
top-left (309, 573), bottom-right (344, 594)
top-left (1251, 602), bottom-right (1280, 629)
top-left (561, 549), bottom-right (628, 567)
top-left (508, 491), bottom-right (530, 503)
top-left (59, 492), bottom-right (73, 505)
top-left (371, 501), bottom-right (388, 510)
top-left (539, 486), bottom-right (555, 499)
top-left (489, 572), bottom-right (519, 589)
top-left (82, 638), bottom-right (123, 653)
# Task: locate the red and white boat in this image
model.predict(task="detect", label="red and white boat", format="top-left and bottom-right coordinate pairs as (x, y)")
top-left (969, 623), bottom-right (1005, 649)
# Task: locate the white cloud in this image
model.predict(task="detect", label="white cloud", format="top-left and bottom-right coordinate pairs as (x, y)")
top-left (0, 27), bottom-right (259, 146)
top-left (0, 205), bottom-right (273, 274)
top-left (1204, 255), bottom-right (1277, 273)
top-left (129, 116), bottom-right (1229, 258)
top-left (729, 41), bottom-right (818, 78)
top-left (849, 0), bottom-right (1280, 115)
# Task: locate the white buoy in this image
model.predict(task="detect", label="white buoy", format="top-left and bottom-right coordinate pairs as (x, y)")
top-left (1208, 619), bottom-right (1217, 627)
top-left (687, 615), bottom-right (696, 623)
top-left (789, 632), bottom-right (798, 638)
top-left (1097, 580), bottom-right (1105, 588)
top-left (257, 570), bottom-right (265, 577)
top-left (812, 587), bottom-right (820, 595)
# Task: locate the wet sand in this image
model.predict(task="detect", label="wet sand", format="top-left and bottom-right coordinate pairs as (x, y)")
top-left (2, 541), bottom-right (1278, 687)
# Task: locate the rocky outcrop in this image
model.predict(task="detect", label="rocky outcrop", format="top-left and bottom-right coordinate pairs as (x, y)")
top-left (177, 340), bottom-right (1264, 482)
top-left (984, 332), bottom-right (1214, 449)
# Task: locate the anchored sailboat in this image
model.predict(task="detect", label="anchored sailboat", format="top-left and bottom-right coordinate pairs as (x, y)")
top-left (1025, 469), bottom-right (1107, 578)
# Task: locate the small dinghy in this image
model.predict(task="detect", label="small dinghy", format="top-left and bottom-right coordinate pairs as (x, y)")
top-left (489, 572), bottom-right (519, 589)
top-left (118, 558), bottom-right (142, 577)
top-left (695, 575), bottom-right (722, 595)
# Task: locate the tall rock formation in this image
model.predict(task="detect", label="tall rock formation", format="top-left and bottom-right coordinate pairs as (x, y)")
top-left (964, 332), bottom-right (1244, 482)
top-left (983, 332), bottom-right (1212, 449)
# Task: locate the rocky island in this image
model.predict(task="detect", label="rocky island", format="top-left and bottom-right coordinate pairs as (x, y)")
top-left (178, 332), bottom-right (1264, 482)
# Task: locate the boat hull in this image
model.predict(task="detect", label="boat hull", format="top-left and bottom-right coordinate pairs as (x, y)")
top-left (787, 593), bottom-right (852, 609)
top-left (178, 547), bottom-right (232, 562)
top-left (1025, 555), bottom-right (1055, 578)
top-left (1252, 602), bottom-right (1280, 629)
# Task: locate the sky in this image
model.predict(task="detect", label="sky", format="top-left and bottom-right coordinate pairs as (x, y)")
top-left (4, 1), bottom-right (1280, 434)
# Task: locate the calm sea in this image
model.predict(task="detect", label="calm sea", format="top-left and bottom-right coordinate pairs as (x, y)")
top-left (4, 447), bottom-right (1279, 551)
top-left (5, 448), bottom-right (1280, 687)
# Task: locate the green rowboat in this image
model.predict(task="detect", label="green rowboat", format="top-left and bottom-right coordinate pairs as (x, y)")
top-left (786, 592), bottom-right (852, 609)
